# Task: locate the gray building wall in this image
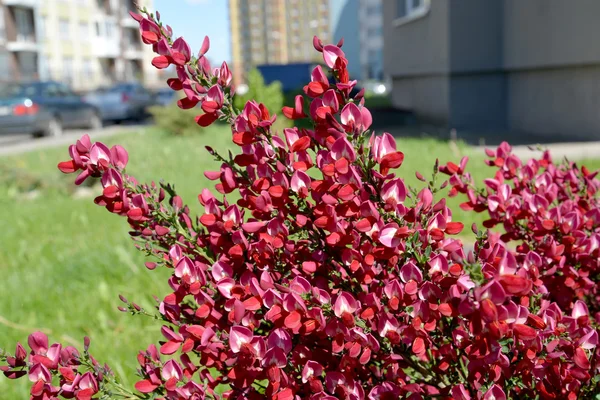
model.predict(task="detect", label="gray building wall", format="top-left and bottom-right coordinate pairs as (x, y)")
top-left (503, 0), bottom-right (600, 69)
top-left (448, 0), bottom-right (503, 73)
top-left (383, 0), bottom-right (449, 77)
top-left (502, 0), bottom-right (600, 139)
top-left (383, 0), bottom-right (449, 121)
top-left (384, 0), bottom-right (600, 139)
top-left (508, 66), bottom-right (600, 140)
top-left (391, 75), bottom-right (449, 124)
top-left (447, 0), bottom-right (505, 129)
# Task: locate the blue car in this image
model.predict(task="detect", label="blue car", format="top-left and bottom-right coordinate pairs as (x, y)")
top-left (0, 81), bottom-right (102, 138)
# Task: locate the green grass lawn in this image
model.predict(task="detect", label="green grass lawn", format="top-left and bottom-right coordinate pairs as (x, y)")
top-left (1, 126), bottom-right (599, 397)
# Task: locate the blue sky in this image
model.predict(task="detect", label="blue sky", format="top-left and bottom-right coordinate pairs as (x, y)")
top-left (154, 0), bottom-right (232, 64)
top-left (153, 0), bottom-right (342, 64)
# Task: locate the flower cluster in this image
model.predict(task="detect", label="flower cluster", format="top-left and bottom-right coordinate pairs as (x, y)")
top-left (0, 333), bottom-right (121, 400)
top-left (442, 142), bottom-right (600, 317)
top-left (2, 6), bottom-right (599, 400)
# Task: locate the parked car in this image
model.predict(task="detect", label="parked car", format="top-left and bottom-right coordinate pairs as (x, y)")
top-left (84, 82), bottom-right (154, 122)
top-left (0, 81), bottom-right (101, 137)
top-left (152, 88), bottom-right (177, 107)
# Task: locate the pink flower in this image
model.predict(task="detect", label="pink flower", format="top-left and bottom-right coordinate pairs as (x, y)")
top-left (229, 326), bottom-right (253, 353)
top-left (483, 385), bottom-right (506, 400)
top-left (370, 132), bottom-right (405, 175)
top-left (304, 65), bottom-right (330, 97)
top-left (282, 95), bottom-right (307, 120)
top-left (330, 136), bottom-right (356, 163)
top-left (322, 44), bottom-right (346, 68)
top-left (381, 178), bottom-right (407, 205)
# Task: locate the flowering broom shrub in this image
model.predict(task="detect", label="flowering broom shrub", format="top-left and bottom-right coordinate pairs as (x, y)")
top-left (2, 7), bottom-right (600, 400)
top-left (441, 144), bottom-right (600, 318)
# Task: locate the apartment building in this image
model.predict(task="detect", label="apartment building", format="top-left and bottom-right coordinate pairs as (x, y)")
top-left (0, 0), bottom-right (42, 82)
top-left (229, 0), bottom-right (330, 85)
top-left (384, 0), bottom-right (600, 139)
top-left (0, 0), bottom-right (156, 91)
top-left (39, 0), bottom-right (160, 91)
top-left (358, 0), bottom-right (383, 81)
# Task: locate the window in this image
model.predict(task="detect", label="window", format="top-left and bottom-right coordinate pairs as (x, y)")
top-left (105, 21), bottom-right (113, 38)
top-left (369, 3), bottom-right (382, 16)
top-left (57, 83), bottom-right (73, 96)
top-left (95, 22), bottom-right (101, 36)
top-left (38, 16), bottom-right (46, 40)
top-left (15, 8), bottom-right (35, 42)
top-left (395, 0), bottom-right (429, 24)
top-left (79, 22), bottom-right (89, 40)
top-left (396, 0), bottom-right (423, 18)
top-left (59, 18), bottom-right (70, 40)
top-left (0, 51), bottom-right (9, 80)
top-left (394, 0), bottom-right (431, 26)
top-left (62, 58), bottom-right (73, 85)
top-left (83, 59), bottom-right (93, 78)
top-left (96, 0), bottom-right (107, 13)
top-left (41, 83), bottom-right (60, 97)
top-left (0, 7), bottom-right (6, 41)
top-left (369, 26), bottom-right (383, 37)
top-left (38, 54), bottom-right (49, 80)
top-left (17, 52), bottom-right (37, 80)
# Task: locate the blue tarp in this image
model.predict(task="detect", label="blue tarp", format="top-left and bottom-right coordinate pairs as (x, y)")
top-left (256, 63), bottom-right (315, 92)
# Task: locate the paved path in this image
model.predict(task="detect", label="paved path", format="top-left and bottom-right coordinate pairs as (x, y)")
top-left (501, 141), bottom-right (600, 161)
top-left (0, 124), bottom-right (145, 157)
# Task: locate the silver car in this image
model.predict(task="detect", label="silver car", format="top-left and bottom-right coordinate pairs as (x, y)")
top-left (84, 82), bottom-right (154, 123)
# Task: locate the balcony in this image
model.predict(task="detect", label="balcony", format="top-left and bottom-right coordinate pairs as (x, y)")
top-left (123, 28), bottom-right (143, 59)
top-left (6, 40), bottom-right (39, 52)
top-left (124, 59), bottom-right (143, 81)
top-left (121, 0), bottom-right (139, 27)
top-left (121, 12), bottom-right (139, 28)
top-left (99, 58), bottom-right (117, 86)
top-left (6, 6), bottom-right (39, 52)
top-left (121, 16), bottom-right (139, 28)
top-left (96, 0), bottom-right (114, 16)
top-left (3, 0), bottom-right (39, 8)
top-left (92, 17), bottom-right (120, 58)
top-left (92, 36), bottom-right (120, 58)
top-left (123, 47), bottom-right (144, 60)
